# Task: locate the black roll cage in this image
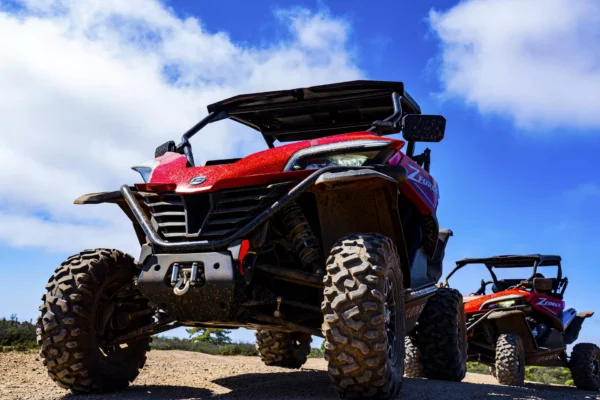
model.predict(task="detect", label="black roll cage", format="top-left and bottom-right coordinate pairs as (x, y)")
top-left (445, 255), bottom-right (565, 295)
top-left (174, 92), bottom-right (407, 167)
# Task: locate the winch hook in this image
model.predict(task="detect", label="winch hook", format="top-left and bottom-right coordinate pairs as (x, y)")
top-left (173, 271), bottom-right (191, 296)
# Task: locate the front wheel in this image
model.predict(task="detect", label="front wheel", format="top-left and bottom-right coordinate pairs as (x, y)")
top-left (570, 343), bottom-right (600, 391)
top-left (495, 334), bottom-right (525, 386)
top-left (37, 249), bottom-right (151, 393)
top-left (322, 233), bottom-right (405, 399)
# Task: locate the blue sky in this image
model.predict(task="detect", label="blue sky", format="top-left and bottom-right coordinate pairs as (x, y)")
top-left (0, 0), bottom-right (599, 346)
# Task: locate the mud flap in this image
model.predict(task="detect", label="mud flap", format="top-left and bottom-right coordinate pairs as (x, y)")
top-left (564, 312), bottom-right (595, 345)
top-left (426, 229), bottom-right (453, 283)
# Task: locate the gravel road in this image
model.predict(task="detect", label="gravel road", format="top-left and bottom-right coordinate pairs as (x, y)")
top-left (1, 350), bottom-right (598, 400)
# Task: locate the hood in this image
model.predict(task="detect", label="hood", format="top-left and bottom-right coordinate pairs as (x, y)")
top-left (145, 132), bottom-right (403, 193)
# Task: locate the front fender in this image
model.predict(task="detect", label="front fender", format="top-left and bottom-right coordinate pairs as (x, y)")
top-left (74, 190), bottom-right (126, 204)
top-left (74, 189), bottom-right (147, 246)
top-left (488, 309), bottom-right (538, 352)
top-left (309, 168), bottom-right (412, 287)
top-left (564, 311), bottom-right (595, 345)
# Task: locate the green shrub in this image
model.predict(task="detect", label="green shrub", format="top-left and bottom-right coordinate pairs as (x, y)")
top-left (468, 361), bottom-right (573, 386)
top-left (0, 315), bottom-right (37, 351)
top-left (150, 336), bottom-right (257, 356)
top-left (467, 362), bottom-right (491, 374)
top-left (308, 347), bottom-right (324, 358)
top-left (308, 340), bottom-right (325, 358)
top-left (217, 343), bottom-right (257, 356)
top-left (524, 366), bottom-right (572, 385)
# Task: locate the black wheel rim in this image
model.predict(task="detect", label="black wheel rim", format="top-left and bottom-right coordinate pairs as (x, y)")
top-left (384, 276), bottom-right (397, 360)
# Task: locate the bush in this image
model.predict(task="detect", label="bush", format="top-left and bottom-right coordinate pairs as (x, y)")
top-left (308, 340), bottom-right (325, 358)
top-left (150, 336), bottom-right (257, 356)
top-left (467, 362), bottom-right (491, 375)
top-left (467, 362), bottom-right (573, 386)
top-left (0, 315), bottom-right (37, 351)
top-left (524, 366), bottom-right (572, 385)
top-left (217, 343), bottom-right (258, 356)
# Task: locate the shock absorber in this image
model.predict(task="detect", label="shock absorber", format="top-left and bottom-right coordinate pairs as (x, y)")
top-left (282, 202), bottom-right (321, 272)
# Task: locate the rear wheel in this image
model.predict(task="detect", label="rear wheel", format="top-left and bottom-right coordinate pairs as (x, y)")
top-left (37, 249), bottom-right (151, 393)
top-left (322, 233), bottom-right (405, 399)
top-left (495, 334), bottom-right (525, 386)
top-left (417, 288), bottom-right (467, 381)
top-left (570, 343), bottom-right (600, 391)
top-left (255, 330), bottom-right (311, 369)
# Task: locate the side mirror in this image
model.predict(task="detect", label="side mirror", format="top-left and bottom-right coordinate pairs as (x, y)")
top-left (155, 140), bottom-right (176, 158)
top-left (402, 114), bottom-right (446, 143)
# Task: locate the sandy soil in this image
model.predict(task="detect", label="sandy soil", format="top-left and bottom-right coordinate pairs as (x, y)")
top-left (1, 350), bottom-right (598, 400)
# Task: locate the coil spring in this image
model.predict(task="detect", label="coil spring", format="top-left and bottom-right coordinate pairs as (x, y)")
top-left (282, 202), bottom-right (321, 270)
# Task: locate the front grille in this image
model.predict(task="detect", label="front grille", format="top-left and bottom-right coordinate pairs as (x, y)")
top-left (143, 181), bottom-right (294, 243)
top-left (199, 181), bottom-right (294, 240)
top-left (143, 193), bottom-right (187, 241)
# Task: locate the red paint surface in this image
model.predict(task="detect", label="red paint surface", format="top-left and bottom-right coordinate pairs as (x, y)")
top-left (388, 153), bottom-right (439, 214)
top-left (529, 292), bottom-right (565, 319)
top-left (464, 288), bottom-right (565, 319)
top-left (144, 130), bottom-right (439, 220)
top-left (148, 132), bottom-right (403, 193)
top-left (464, 289), bottom-right (531, 313)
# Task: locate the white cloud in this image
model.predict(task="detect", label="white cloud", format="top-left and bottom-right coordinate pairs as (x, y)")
top-left (429, 0), bottom-right (600, 130)
top-left (0, 0), bottom-right (362, 253)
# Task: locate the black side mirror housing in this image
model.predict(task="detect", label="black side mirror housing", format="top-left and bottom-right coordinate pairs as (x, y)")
top-left (402, 114), bottom-right (446, 143)
top-left (155, 141), bottom-right (177, 158)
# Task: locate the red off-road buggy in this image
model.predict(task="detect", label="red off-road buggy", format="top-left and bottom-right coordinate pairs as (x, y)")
top-left (37, 80), bottom-right (466, 398)
top-left (443, 255), bottom-right (598, 390)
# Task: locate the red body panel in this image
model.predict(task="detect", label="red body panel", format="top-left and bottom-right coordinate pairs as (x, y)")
top-left (148, 132), bottom-right (402, 194)
top-left (395, 154), bottom-right (439, 213)
top-left (464, 289), bottom-right (565, 320)
top-left (145, 131), bottom-right (439, 216)
top-left (529, 292), bottom-right (565, 319)
top-left (464, 289), bottom-right (531, 314)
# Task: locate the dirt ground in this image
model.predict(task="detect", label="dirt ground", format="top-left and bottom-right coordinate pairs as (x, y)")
top-left (1, 350), bottom-right (598, 400)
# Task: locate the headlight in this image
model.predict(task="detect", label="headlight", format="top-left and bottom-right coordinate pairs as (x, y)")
top-left (283, 140), bottom-right (391, 172)
top-left (131, 159), bottom-right (159, 183)
top-left (481, 295), bottom-right (524, 310)
top-left (293, 151), bottom-right (381, 171)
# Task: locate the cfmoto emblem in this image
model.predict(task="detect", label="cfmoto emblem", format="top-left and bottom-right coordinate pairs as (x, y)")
top-left (189, 176), bottom-right (206, 185)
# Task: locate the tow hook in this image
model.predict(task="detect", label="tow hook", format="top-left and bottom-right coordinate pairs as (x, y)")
top-left (171, 262), bottom-right (203, 296)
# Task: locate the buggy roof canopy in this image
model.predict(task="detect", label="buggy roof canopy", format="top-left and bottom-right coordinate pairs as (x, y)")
top-left (207, 80), bottom-right (421, 142)
top-left (456, 254), bottom-right (562, 268)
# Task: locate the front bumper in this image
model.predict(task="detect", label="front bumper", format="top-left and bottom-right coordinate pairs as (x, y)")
top-left (137, 248), bottom-right (241, 322)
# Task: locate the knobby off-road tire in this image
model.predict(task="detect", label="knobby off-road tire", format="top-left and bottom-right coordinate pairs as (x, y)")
top-left (404, 335), bottom-right (424, 378)
top-left (570, 343), bottom-right (600, 391)
top-left (495, 334), bottom-right (525, 386)
top-left (322, 233), bottom-right (405, 399)
top-left (37, 249), bottom-right (151, 393)
top-left (255, 330), bottom-right (312, 369)
top-left (417, 288), bottom-right (467, 381)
